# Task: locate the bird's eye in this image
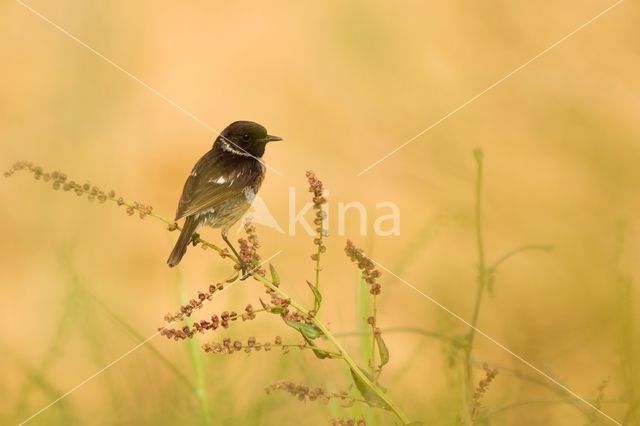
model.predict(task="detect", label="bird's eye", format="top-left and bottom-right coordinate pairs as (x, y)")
top-left (242, 134), bottom-right (250, 141)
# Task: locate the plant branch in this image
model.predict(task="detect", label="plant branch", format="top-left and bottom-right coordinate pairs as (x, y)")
top-left (463, 148), bottom-right (487, 423)
top-left (251, 271), bottom-right (411, 425)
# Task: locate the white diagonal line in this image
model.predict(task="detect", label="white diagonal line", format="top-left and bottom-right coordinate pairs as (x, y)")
top-left (15, 0), bottom-right (283, 177)
top-left (356, 0), bottom-right (625, 176)
top-left (18, 250), bottom-right (283, 425)
top-left (368, 255), bottom-right (622, 425)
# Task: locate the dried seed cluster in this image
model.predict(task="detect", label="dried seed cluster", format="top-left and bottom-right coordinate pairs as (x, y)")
top-left (5, 161), bottom-right (154, 218)
top-left (203, 335), bottom-right (282, 354)
top-left (125, 201), bottom-right (154, 219)
top-left (471, 363), bottom-right (498, 416)
top-left (331, 418), bottom-right (366, 426)
top-left (163, 282), bottom-right (226, 323)
top-left (6, 161), bottom-right (112, 202)
top-left (160, 304), bottom-right (258, 340)
top-left (237, 220), bottom-right (264, 274)
top-left (266, 381), bottom-right (361, 409)
top-left (261, 291), bottom-right (307, 323)
top-left (263, 289), bottom-right (307, 323)
top-left (345, 240), bottom-right (382, 295)
top-left (266, 381), bottom-right (327, 402)
top-left (306, 170), bottom-right (327, 261)
top-left (259, 294), bottom-right (291, 313)
top-left (260, 267), bottom-right (313, 323)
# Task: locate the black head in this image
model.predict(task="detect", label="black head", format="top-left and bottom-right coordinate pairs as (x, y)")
top-left (215, 121), bottom-right (282, 158)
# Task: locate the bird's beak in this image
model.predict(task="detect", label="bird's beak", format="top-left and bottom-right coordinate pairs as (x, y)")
top-left (263, 134), bottom-right (283, 143)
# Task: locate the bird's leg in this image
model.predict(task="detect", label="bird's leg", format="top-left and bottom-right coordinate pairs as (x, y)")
top-left (190, 232), bottom-right (201, 247)
top-left (221, 230), bottom-right (249, 279)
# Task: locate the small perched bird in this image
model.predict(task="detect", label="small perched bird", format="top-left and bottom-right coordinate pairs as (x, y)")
top-left (167, 121), bottom-right (281, 268)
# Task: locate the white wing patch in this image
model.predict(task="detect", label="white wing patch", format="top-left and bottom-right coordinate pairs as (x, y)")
top-left (195, 207), bottom-right (215, 221)
top-left (209, 176), bottom-right (227, 184)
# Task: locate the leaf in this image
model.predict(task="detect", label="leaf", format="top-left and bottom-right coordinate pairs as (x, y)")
top-left (225, 271), bottom-right (240, 283)
top-left (303, 336), bottom-right (330, 359)
top-left (311, 348), bottom-right (330, 359)
top-left (286, 320), bottom-right (323, 340)
top-left (350, 367), bottom-right (387, 408)
top-left (259, 298), bottom-right (285, 315)
top-left (375, 334), bottom-right (390, 367)
top-left (269, 263), bottom-right (280, 286)
top-left (306, 280), bottom-right (322, 310)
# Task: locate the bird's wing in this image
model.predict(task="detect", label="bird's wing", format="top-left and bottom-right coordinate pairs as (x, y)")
top-left (175, 151), bottom-right (262, 220)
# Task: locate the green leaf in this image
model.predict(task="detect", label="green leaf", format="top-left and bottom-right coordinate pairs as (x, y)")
top-left (259, 298), bottom-right (285, 315)
top-left (306, 280), bottom-right (322, 311)
top-left (303, 336), bottom-right (330, 359)
top-left (225, 271), bottom-right (240, 283)
top-left (311, 348), bottom-right (330, 359)
top-left (269, 263), bottom-right (280, 286)
top-left (375, 334), bottom-right (390, 367)
top-left (350, 367), bottom-right (387, 408)
top-left (286, 320), bottom-right (323, 340)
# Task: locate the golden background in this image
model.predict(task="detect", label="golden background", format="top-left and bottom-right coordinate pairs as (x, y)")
top-left (1, 1), bottom-right (639, 425)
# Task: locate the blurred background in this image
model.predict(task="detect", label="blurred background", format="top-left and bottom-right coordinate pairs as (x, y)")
top-left (1, 0), bottom-right (639, 424)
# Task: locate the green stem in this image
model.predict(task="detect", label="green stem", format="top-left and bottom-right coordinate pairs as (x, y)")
top-left (313, 214), bottom-right (324, 312)
top-left (252, 273), bottom-right (411, 425)
top-left (87, 291), bottom-right (196, 393)
top-left (465, 149), bottom-right (487, 423)
top-left (370, 293), bottom-right (378, 381)
top-left (177, 273), bottom-right (212, 426)
top-left (489, 244), bottom-right (553, 272)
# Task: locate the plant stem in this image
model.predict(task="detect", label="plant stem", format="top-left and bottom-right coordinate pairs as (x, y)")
top-left (464, 148), bottom-right (487, 423)
top-left (313, 214), bottom-right (324, 312)
top-left (489, 244), bottom-right (552, 272)
top-left (370, 292), bottom-right (378, 381)
top-left (87, 291), bottom-right (197, 393)
top-left (252, 273), bottom-right (411, 425)
top-left (177, 273), bottom-right (212, 426)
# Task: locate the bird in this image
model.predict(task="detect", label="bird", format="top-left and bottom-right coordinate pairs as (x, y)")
top-left (167, 121), bottom-right (281, 269)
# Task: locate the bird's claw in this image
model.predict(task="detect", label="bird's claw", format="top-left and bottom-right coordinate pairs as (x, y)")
top-left (190, 232), bottom-right (200, 247)
top-left (239, 262), bottom-right (251, 281)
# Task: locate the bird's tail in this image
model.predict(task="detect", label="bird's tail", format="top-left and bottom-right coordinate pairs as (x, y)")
top-left (167, 216), bottom-right (199, 267)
